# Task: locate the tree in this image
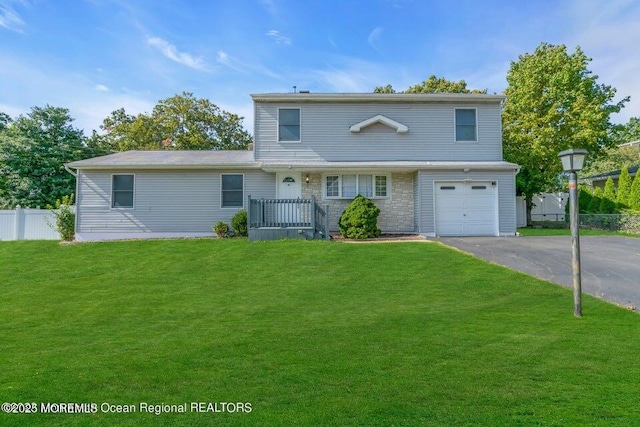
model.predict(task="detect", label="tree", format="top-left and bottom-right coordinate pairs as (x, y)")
top-left (629, 175), bottom-right (640, 211)
top-left (0, 112), bottom-right (11, 131)
top-left (600, 177), bottom-right (617, 214)
top-left (615, 117), bottom-right (640, 144)
top-left (578, 185), bottom-right (592, 214)
top-left (97, 92), bottom-right (253, 152)
top-left (373, 75), bottom-right (486, 94)
top-left (0, 106), bottom-right (88, 209)
top-left (616, 167), bottom-right (632, 208)
top-left (502, 42), bottom-right (628, 225)
top-left (588, 187), bottom-right (603, 213)
top-left (374, 84), bottom-right (396, 93)
top-left (405, 75), bottom-right (487, 94)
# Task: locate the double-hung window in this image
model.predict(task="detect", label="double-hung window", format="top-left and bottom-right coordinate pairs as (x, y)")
top-left (221, 174), bottom-right (244, 208)
top-left (111, 174), bottom-right (134, 208)
top-left (455, 108), bottom-right (477, 142)
top-left (324, 174), bottom-right (389, 199)
top-left (278, 108), bottom-right (300, 142)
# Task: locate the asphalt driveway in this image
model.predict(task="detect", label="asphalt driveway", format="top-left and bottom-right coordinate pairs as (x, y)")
top-left (438, 236), bottom-right (640, 311)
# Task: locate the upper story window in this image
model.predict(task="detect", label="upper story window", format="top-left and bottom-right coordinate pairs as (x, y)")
top-left (221, 174), bottom-right (244, 208)
top-left (278, 108), bottom-right (300, 142)
top-left (455, 108), bottom-right (477, 142)
top-left (111, 174), bottom-right (134, 209)
top-left (324, 174), bottom-right (389, 199)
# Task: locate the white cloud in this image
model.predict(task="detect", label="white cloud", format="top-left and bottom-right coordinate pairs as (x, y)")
top-left (95, 84), bottom-right (109, 92)
top-left (217, 50), bottom-right (245, 72)
top-left (266, 30), bottom-right (292, 45)
top-left (147, 36), bottom-right (209, 71)
top-left (367, 27), bottom-right (383, 52)
top-left (0, 0), bottom-right (26, 33)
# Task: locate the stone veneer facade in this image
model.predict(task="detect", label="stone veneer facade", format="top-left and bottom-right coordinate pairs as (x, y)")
top-left (301, 172), bottom-right (415, 233)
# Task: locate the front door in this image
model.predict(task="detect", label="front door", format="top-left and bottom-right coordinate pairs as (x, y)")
top-left (276, 172), bottom-right (302, 224)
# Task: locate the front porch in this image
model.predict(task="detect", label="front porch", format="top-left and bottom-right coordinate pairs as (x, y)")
top-left (247, 196), bottom-right (330, 241)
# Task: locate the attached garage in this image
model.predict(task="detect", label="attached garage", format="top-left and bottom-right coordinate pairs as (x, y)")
top-left (434, 181), bottom-right (498, 236)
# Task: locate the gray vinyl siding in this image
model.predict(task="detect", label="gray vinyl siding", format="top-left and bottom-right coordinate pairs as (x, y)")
top-left (76, 169), bottom-right (275, 233)
top-left (417, 170), bottom-right (517, 235)
top-left (254, 102), bottom-right (503, 162)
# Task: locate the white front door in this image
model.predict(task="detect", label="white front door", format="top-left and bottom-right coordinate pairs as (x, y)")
top-left (276, 172), bottom-right (302, 224)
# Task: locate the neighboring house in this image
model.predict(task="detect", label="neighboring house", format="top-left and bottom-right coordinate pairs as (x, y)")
top-left (66, 92), bottom-right (519, 241)
top-left (584, 165), bottom-right (639, 191)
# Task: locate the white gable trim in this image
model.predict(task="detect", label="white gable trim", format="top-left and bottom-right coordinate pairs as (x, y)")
top-left (349, 115), bottom-right (409, 134)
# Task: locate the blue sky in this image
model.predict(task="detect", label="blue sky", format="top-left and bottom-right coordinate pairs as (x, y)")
top-left (1, 0), bottom-right (639, 136)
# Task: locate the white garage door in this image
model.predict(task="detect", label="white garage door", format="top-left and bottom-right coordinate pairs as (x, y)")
top-left (435, 181), bottom-right (497, 236)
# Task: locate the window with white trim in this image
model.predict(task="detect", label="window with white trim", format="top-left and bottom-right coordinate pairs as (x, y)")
top-left (324, 174), bottom-right (389, 199)
top-left (278, 108), bottom-right (300, 142)
top-left (221, 174), bottom-right (244, 208)
top-left (455, 108), bottom-right (477, 142)
top-left (111, 174), bottom-right (134, 208)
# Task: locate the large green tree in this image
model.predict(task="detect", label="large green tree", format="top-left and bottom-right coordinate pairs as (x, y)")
top-left (502, 42), bottom-right (628, 225)
top-left (374, 75), bottom-right (487, 94)
top-left (0, 106), bottom-right (88, 209)
top-left (96, 92), bottom-right (253, 152)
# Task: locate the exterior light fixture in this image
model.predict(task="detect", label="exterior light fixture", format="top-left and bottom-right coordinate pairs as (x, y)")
top-left (558, 148), bottom-right (588, 317)
top-left (305, 175), bottom-right (310, 184)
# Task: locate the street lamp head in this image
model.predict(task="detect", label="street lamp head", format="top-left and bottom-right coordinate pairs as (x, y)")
top-left (558, 148), bottom-right (588, 173)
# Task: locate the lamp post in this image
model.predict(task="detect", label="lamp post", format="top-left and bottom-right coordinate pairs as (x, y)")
top-left (558, 148), bottom-right (588, 317)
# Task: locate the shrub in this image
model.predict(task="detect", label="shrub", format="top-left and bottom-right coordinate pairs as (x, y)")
top-left (578, 186), bottom-right (592, 214)
top-left (338, 195), bottom-right (381, 239)
top-left (213, 221), bottom-right (230, 238)
top-left (587, 187), bottom-right (603, 213)
top-left (231, 210), bottom-right (248, 237)
top-left (630, 174), bottom-right (640, 211)
top-left (616, 167), bottom-right (632, 208)
top-left (46, 194), bottom-right (75, 242)
top-left (599, 177), bottom-right (617, 214)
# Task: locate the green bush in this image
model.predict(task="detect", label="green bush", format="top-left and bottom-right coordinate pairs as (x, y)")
top-left (588, 187), bottom-right (603, 213)
top-left (46, 194), bottom-right (75, 242)
top-left (578, 186), bottom-right (592, 214)
top-left (213, 221), bottom-right (230, 238)
top-left (600, 177), bottom-right (617, 214)
top-left (231, 210), bottom-right (248, 237)
top-left (616, 167), bottom-right (632, 208)
top-left (630, 175), bottom-right (640, 211)
top-left (338, 195), bottom-right (381, 239)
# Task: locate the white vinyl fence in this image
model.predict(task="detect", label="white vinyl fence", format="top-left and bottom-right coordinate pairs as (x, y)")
top-left (0, 207), bottom-right (64, 241)
top-left (516, 192), bottom-right (569, 227)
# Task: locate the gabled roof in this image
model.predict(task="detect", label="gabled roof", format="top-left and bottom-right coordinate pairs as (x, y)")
top-left (349, 115), bottom-right (408, 134)
top-left (66, 150), bottom-right (257, 169)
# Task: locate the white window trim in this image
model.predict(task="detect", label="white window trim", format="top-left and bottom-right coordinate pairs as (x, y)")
top-left (220, 173), bottom-right (245, 209)
top-left (110, 173), bottom-right (135, 210)
top-left (322, 173), bottom-right (391, 200)
top-left (277, 107), bottom-right (301, 143)
top-left (454, 107), bottom-right (478, 143)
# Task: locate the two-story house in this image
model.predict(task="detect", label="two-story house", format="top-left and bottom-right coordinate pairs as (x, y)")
top-left (66, 92), bottom-right (519, 241)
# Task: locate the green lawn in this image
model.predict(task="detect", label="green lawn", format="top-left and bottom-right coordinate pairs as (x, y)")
top-left (1, 239), bottom-right (639, 426)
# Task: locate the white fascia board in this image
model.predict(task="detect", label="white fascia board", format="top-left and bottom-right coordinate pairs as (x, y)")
top-left (350, 115), bottom-right (409, 133)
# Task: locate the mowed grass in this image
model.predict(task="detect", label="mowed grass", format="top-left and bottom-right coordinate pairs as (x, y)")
top-left (1, 239), bottom-right (639, 426)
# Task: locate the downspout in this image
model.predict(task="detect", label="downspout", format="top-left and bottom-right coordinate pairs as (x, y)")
top-left (64, 164), bottom-right (77, 177)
